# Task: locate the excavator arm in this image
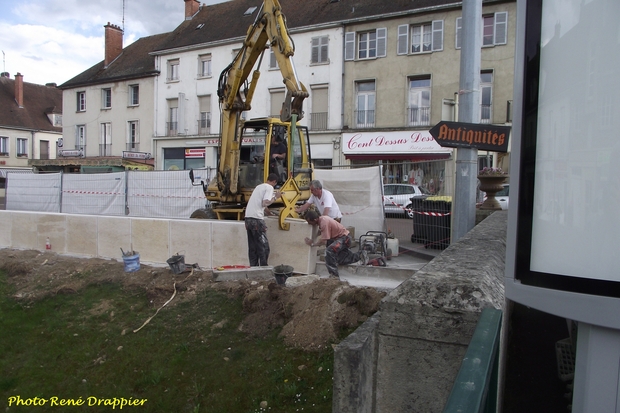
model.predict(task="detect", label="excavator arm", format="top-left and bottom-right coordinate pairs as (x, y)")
top-left (216, 0), bottom-right (309, 198)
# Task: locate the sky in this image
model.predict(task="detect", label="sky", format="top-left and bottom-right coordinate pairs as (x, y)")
top-left (0, 0), bottom-right (228, 87)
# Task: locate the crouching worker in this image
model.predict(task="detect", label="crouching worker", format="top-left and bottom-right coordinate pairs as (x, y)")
top-left (303, 210), bottom-right (367, 278)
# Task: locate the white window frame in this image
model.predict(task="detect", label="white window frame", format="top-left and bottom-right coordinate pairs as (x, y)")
top-left (408, 77), bottom-right (431, 126)
top-left (102, 88), bottom-right (111, 109)
top-left (198, 54), bottom-right (212, 78)
top-left (167, 59), bottom-right (180, 82)
top-left (311, 36), bottom-right (329, 64)
top-left (16, 138), bottom-right (28, 157)
top-left (355, 80), bottom-right (376, 127)
top-left (269, 48), bottom-right (279, 69)
top-left (127, 121), bottom-right (139, 150)
top-left (0, 136), bottom-right (8, 155)
top-left (129, 84), bottom-right (139, 106)
top-left (456, 12), bottom-right (508, 49)
top-left (76, 125), bottom-right (86, 150)
top-left (77, 91), bottom-right (86, 112)
top-left (100, 123), bottom-right (111, 145)
top-left (344, 28), bottom-right (386, 61)
top-left (398, 21), bottom-right (444, 55)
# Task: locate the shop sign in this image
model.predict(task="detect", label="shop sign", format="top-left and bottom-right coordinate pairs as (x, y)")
top-left (58, 149), bottom-right (84, 157)
top-left (342, 131), bottom-right (450, 155)
top-left (122, 151), bottom-right (151, 160)
top-left (429, 121), bottom-right (511, 152)
top-left (185, 148), bottom-right (205, 158)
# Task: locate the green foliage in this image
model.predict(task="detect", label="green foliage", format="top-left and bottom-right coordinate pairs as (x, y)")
top-left (0, 271), bottom-right (334, 413)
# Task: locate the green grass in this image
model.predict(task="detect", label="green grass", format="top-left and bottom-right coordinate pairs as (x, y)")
top-left (0, 272), bottom-right (334, 412)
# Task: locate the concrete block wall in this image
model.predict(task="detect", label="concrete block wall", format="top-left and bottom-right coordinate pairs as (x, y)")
top-left (0, 211), bottom-right (316, 273)
top-left (333, 211), bottom-right (507, 413)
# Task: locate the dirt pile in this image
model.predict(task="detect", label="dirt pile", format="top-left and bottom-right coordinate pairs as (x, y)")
top-left (0, 249), bottom-right (385, 350)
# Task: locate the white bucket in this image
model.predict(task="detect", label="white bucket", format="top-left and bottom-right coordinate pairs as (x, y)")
top-left (387, 238), bottom-right (399, 257)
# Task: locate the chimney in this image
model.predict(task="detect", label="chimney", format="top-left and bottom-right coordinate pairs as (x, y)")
top-left (185, 0), bottom-right (200, 19)
top-left (104, 22), bottom-right (123, 67)
top-left (1, 72), bottom-right (10, 78)
top-left (15, 72), bottom-right (23, 108)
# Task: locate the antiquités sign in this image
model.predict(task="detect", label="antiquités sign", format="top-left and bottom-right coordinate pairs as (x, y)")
top-left (429, 121), bottom-right (511, 152)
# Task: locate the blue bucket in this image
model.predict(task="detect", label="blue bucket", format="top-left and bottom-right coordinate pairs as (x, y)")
top-left (123, 253), bottom-right (140, 272)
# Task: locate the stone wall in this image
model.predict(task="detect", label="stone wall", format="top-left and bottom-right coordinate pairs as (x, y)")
top-left (333, 211), bottom-right (507, 413)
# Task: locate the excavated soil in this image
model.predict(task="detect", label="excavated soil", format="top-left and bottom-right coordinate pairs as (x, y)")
top-left (0, 249), bottom-right (385, 351)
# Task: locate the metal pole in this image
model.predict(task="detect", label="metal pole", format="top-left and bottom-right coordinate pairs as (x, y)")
top-left (452, 0), bottom-right (481, 243)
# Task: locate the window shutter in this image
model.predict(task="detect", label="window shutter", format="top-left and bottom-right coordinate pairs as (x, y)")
top-left (494, 12), bottom-right (508, 45)
top-left (432, 20), bottom-right (444, 51)
top-left (397, 25), bottom-right (409, 55)
top-left (376, 28), bottom-right (387, 57)
top-left (320, 36), bottom-right (328, 63)
top-left (455, 17), bottom-right (462, 49)
top-left (345, 32), bottom-right (355, 61)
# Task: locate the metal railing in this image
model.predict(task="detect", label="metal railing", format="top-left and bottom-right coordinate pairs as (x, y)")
top-left (197, 115), bottom-right (211, 135)
top-left (310, 112), bottom-right (328, 130)
top-left (166, 122), bottom-right (178, 136)
top-left (442, 308), bottom-right (502, 413)
top-left (408, 107), bottom-right (431, 127)
top-left (99, 144), bottom-right (112, 157)
top-left (481, 105), bottom-right (492, 124)
top-left (354, 110), bottom-right (375, 128)
top-left (125, 143), bottom-right (140, 152)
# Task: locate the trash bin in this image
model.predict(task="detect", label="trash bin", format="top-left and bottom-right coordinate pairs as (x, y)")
top-left (410, 199), bottom-right (451, 249)
top-left (273, 265), bottom-right (293, 285)
top-left (167, 254), bottom-right (187, 274)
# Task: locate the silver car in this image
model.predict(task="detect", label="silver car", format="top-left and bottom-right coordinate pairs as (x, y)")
top-left (383, 184), bottom-right (430, 218)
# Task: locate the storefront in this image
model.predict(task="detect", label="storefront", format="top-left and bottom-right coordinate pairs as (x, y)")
top-left (342, 130), bottom-right (454, 196)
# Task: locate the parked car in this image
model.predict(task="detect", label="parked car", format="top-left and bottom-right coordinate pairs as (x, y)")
top-left (383, 184), bottom-right (430, 218)
top-left (480, 184), bottom-right (509, 210)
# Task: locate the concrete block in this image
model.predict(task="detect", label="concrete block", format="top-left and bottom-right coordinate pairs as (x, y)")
top-left (170, 219), bottom-right (211, 269)
top-left (0, 211), bottom-right (12, 247)
top-left (212, 266), bottom-right (274, 282)
top-left (98, 216), bottom-right (131, 260)
top-left (265, 216), bottom-right (315, 274)
top-left (65, 215), bottom-right (98, 257)
top-left (333, 312), bottom-right (380, 413)
top-left (9, 212), bottom-right (38, 250)
top-left (131, 217), bottom-right (169, 264)
top-left (285, 274), bottom-right (320, 287)
top-left (211, 221), bottom-right (248, 267)
top-left (37, 213), bottom-right (66, 253)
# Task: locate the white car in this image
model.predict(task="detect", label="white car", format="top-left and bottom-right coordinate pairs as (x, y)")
top-left (383, 184), bottom-right (430, 218)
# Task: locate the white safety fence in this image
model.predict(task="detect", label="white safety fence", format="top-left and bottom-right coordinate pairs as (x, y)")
top-left (5, 169), bottom-right (214, 219)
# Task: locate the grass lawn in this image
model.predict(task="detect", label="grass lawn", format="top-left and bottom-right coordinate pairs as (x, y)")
top-left (0, 272), bottom-right (335, 412)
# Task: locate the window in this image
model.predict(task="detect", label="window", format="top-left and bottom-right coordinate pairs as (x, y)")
top-left (100, 122), bottom-right (112, 156)
top-left (270, 89), bottom-right (285, 118)
top-left (127, 121), bottom-right (139, 151)
top-left (311, 36), bottom-right (329, 64)
top-left (355, 81), bottom-right (376, 128)
top-left (129, 85), bottom-right (139, 106)
top-left (408, 77), bottom-right (431, 126)
top-left (167, 59), bottom-right (180, 81)
top-left (0, 136), bottom-right (8, 155)
top-left (198, 95), bottom-right (211, 134)
top-left (53, 114), bottom-right (62, 126)
top-left (344, 28), bottom-right (387, 61)
top-left (480, 71), bottom-right (493, 124)
top-left (76, 125), bottom-right (86, 150)
top-left (198, 54), bottom-right (212, 77)
top-left (17, 138), bottom-right (28, 157)
top-left (102, 88), bottom-right (111, 109)
top-left (168, 99), bottom-right (178, 136)
top-left (269, 48), bottom-right (279, 69)
top-left (77, 91), bottom-right (86, 112)
top-left (310, 87), bottom-right (328, 130)
top-left (456, 12), bottom-right (508, 49)
top-left (398, 21), bottom-right (444, 55)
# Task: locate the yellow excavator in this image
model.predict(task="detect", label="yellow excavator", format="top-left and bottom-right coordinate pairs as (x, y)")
top-left (190, 0), bottom-right (312, 230)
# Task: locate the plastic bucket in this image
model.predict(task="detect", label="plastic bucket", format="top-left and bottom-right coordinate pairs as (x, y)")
top-left (273, 264), bottom-right (293, 285)
top-left (123, 253), bottom-right (140, 273)
top-left (167, 254), bottom-right (186, 274)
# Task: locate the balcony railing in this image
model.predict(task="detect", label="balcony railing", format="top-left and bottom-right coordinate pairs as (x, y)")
top-left (197, 116), bottom-right (211, 135)
top-left (481, 105), bottom-right (492, 124)
top-left (408, 107), bottom-right (431, 127)
top-left (310, 112), bottom-right (328, 130)
top-left (354, 110), bottom-right (375, 128)
top-left (166, 122), bottom-right (178, 136)
top-left (99, 144), bottom-right (112, 157)
top-left (126, 143), bottom-right (140, 152)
